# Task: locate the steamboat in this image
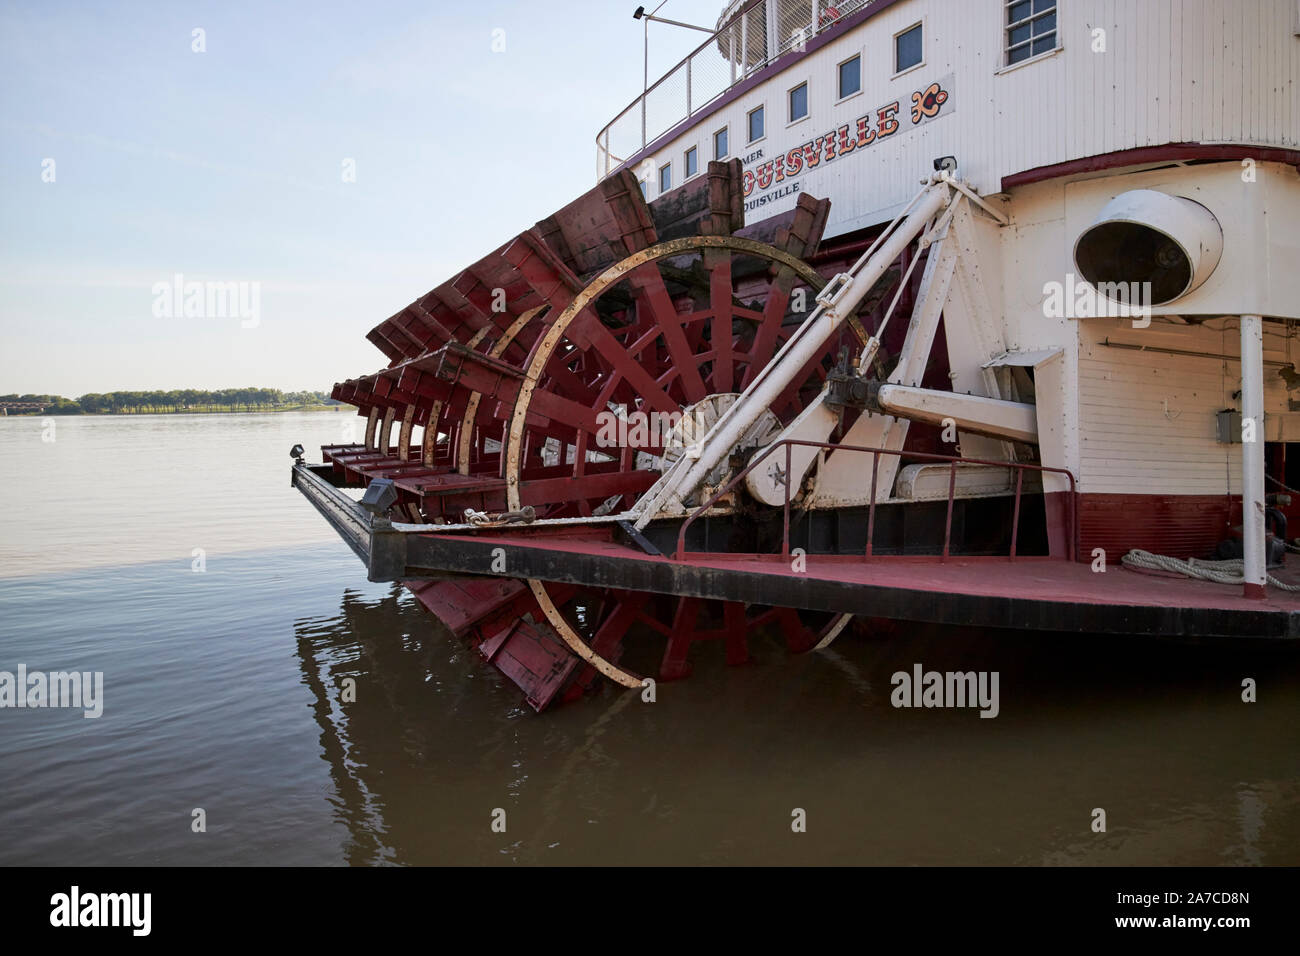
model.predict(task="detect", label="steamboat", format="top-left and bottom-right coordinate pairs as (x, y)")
top-left (292, 0), bottom-right (1300, 710)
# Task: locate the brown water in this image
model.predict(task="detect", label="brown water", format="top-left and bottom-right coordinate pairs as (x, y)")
top-left (1, 411), bottom-right (1297, 865)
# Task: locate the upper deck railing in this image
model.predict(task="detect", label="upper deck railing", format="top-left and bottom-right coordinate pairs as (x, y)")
top-left (597, 0), bottom-right (879, 181)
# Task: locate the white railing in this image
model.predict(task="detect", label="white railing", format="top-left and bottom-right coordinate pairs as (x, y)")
top-left (596, 0), bottom-right (878, 180)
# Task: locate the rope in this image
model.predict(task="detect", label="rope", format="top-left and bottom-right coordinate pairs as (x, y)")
top-left (463, 506), bottom-right (536, 528)
top-left (1121, 549), bottom-right (1300, 592)
top-left (1265, 472), bottom-right (1300, 496)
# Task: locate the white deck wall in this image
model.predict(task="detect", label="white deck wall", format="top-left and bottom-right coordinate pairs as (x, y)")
top-left (625, 0), bottom-right (1299, 239)
top-left (1006, 162), bottom-right (1300, 497)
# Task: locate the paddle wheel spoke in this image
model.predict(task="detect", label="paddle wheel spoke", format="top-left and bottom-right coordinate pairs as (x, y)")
top-left (742, 278), bottom-right (796, 388)
top-left (707, 249), bottom-right (735, 392)
top-left (628, 262), bottom-right (709, 404)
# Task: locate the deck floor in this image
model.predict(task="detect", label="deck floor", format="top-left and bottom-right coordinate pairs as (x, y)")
top-left (427, 531), bottom-right (1300, 615)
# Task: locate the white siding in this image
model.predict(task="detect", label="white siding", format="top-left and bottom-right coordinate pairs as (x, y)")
top-left (1075, 318), bottom-right (1294, 496)
top-left (624, 0), bottom-right (1299, 238)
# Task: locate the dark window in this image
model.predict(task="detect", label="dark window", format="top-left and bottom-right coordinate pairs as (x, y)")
top-left (1007, 0), bottom-right (1056, 65)
top-left (789, 82), bottom-right (808, 121)
top-left (638, 180), bottom-right (648, 199)
top-left (685, 146), bottom-right (698, 178)
top-left (659, 163), bottom-right (672, 193)
top-left (838, 55), bottom-right (861, 98)
top-left (714, 127), bottom-right (728, 159)
top-left (895, 24), bottom-right (923, 73)
top-left (747, 105), bottom-right (765, 142)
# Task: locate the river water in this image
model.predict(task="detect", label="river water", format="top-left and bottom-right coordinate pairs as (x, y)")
top-left (0, 410), bottom-right (1297, 865)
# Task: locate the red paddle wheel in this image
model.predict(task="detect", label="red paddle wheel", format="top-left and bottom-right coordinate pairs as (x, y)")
top-left (317, 161), bottom-right (905, 710)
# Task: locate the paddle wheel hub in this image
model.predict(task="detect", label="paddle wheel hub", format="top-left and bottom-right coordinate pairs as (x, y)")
top-left (644, 392), bottom-right (784, 502)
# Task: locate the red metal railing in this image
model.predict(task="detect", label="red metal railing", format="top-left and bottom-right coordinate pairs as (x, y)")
top-left (674, 439), bottom-right (1079, 562)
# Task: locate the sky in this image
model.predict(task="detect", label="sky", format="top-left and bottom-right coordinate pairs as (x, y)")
top-left (0, 0), bottom-right (728, 395)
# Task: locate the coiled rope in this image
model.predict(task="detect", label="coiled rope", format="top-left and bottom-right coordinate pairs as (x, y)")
top-left (1121, 549), bottom-right (1300, 592)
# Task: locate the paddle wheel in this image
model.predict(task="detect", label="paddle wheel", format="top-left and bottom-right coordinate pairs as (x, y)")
top-left (313, 161), bottom-right (918, 710)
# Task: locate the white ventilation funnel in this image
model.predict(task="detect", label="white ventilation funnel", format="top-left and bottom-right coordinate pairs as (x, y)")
top-left (1073, 188), bottom-right (1223, 306)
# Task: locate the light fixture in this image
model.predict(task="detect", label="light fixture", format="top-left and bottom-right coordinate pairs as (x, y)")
top-left (933, 156), bottom-right (957, 174)
top-left (359, 478), bottom-right (398, 516)
top-left (290, 443), bottom-right (304, 462)
top-left (632, 3), bottom-right (710, 31)
top-left (629, 4), bottom-right (715, 151)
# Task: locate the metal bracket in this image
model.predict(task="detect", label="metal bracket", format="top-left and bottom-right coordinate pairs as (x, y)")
top-left (824, 346), bottom-right (881, 411)
top-left (616, 519), bottom-right (663, 556)
top-left (368, 516), bottom-right (407, 582)
top-left (814, 271), bottom-right (854, 320)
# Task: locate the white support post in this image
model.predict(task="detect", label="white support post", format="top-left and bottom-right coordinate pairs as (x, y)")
top-left (1241, 313), bottom-right (1267, 598)
top-left (686, 56), bottom-right (692, 116)
top-left (741, 12), bottom-right (749, 76)
top-left (641, 16), bottom-right (649, 149)
top-left (765, 0), bottom-right (779, 62)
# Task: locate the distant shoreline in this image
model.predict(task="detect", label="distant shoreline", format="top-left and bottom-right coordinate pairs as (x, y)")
top-left (1, 403), bottom-right (349, 416)
top-left (0, 388), bottom-right (347, 416)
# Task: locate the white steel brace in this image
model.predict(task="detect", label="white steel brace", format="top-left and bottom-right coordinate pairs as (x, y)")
top-left (632, 175), bottom-right (959, 529)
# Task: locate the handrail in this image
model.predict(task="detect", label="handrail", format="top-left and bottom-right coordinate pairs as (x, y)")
top-left (607, 0), bottom-right (763, 136)
top-left (673, 438), bottom-right (1079, 563)
top-left (596, 0), bottom-right (879, 180)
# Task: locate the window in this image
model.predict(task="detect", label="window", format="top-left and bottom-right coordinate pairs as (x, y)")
top-left (638, 180), bottom-right (648, 199)
top-left (747, 105), bottom-right (765, 143)
top-left (895, 23), bottom-right (923, 73)
top-left (837, 55), bottom-right (861, 99)
top-left (714, 127), bottom-right (729, 159)
top-left (684, 146), bottom-right (698, 178)
top-left (1006, 0), bottom-right (1057, 65)
top-left (659, 163), bottom-right (672, 193)
top-left (788, 82), bottom-right (808, 122)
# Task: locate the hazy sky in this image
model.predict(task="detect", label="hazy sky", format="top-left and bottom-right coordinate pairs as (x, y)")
top-left (0, 0), bottom-right (726, 395)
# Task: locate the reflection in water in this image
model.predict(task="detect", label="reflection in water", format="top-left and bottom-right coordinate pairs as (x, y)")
top-left (1235, 786), bottom-right (1263, 866)
top-left (296, 590), bottom-right (396, 866)
top-left (0, 411), bottom-right (1296, 865)
top-left (293, 586), bottom-right (1300, 866)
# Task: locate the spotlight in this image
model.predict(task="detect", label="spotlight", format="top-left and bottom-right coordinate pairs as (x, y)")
top-left (359, 478), bottom-right (398, 516)
top-left (633, 6), bottom-right (645, 18)
top-left (290, 443), bottom-right (304, 462)
top-left (933, 156), bottom-right (957, 174)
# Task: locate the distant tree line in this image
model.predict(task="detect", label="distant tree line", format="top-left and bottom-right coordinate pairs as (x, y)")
top-left (0, 389), bottom-right (342, 415)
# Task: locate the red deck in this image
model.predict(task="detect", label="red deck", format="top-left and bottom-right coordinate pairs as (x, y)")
top-left (452, 533), bottom-right (1300, 610)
